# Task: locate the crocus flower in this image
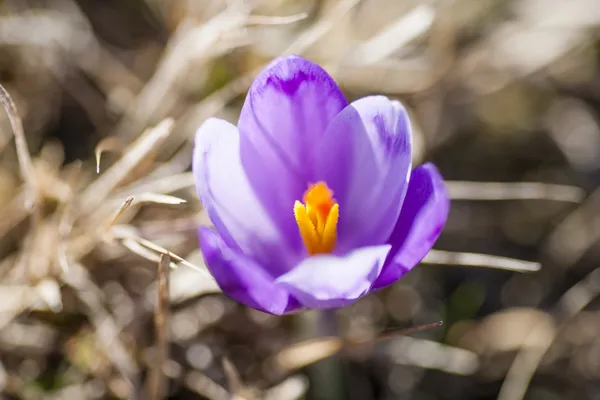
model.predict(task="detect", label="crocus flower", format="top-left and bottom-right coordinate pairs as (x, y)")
top-left (193, 55), bottom-right (449, 315)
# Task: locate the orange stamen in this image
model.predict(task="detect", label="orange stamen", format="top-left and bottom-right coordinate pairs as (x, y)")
top-left (294, 182), bottom-right (339, 255)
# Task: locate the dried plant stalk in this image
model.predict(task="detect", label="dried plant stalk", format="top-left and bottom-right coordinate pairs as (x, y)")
top-left (148, 254), bottom-right (171, 400)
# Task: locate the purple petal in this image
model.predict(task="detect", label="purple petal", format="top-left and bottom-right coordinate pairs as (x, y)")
top-left (316, 96), bottom-right (412, 252)
top-left (199, 227), bottom-right (299, 315)
top-left (238, 55), bottom-right (348, 257)
top-left (372, 163), bottom-right (449, 289)
top-left (193, 118), bottom-right (301, 276)
top-left (275, 245), bottom-right (391, 309)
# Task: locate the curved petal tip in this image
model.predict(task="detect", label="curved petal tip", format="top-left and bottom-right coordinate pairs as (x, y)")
top-left (236, 54), bottom-right (348, 263)
top-left (373, 163), bottom-right (449, 289)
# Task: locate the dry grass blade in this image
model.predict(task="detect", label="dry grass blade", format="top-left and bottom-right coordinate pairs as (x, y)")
top-left (147, 254), bottom-right (170, 400)
top-left (371, 321), bottom-right (444, 343)
top-left (263, 375), bottom-right (309, 400)
top-left (247, 13), bottom-right (308, 25)
top-left (272, 321), bottom-right (443, 377)
top-left (134, 193), bottom-right (187, 205)
top-left (184, 371), bottom-right (230, 400)
top-left (104, 196), bottom-right (135, 232)
top-left (222, 357), bottom-right (245, 395)
top-left (121, 239), bottom-right (178, 268)
top-left (272, 337), bottom-right (343, 375)
top-left (446, 181), bottom-right (585, 203)
top-left (424, 250), bottom-right (541, 272)
top-left (117, 172), bottom-right (195, 197)
top-left (79, 118), bottom-right (174, 212)
top-left (386, 335), bottom-right (479, 375)
top-left (111, 227), bottom-right (215, 279)
top-left (93, 193), bottom-right (186, 246)
top-left (116, 233), bottom-right (187, 265)
top-left (0, 84), bottom-right (38, 209)
top-left (95, 136), bottom-right (124, 173)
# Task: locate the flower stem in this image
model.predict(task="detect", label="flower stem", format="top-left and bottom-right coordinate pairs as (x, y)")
top-left (300, 309), bottom-right (346, 400)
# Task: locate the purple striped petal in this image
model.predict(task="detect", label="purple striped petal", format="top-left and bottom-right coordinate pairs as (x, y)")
top-left (372, 163), bottom-right (449, 289)
top-left (199, 227), bottom-right (298, 315)
top-left (238, 55), bottom-right (348, 258)
top-left (275, 245), bottom-right (391, 309)
top-left (193, 118), bottom-right (300, 275)
top-left (316, 96), bottom-right (412, 252)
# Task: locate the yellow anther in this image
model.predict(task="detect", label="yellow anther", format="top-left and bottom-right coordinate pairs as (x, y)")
top-left (294, 182), bottom-right (338, 255)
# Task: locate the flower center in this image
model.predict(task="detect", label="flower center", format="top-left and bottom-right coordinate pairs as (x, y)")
top-left (293, 182), bottom-right (339, 255)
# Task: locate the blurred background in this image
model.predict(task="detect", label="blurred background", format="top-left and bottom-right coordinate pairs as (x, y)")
top-left (0, 0), bottom-right (599, 399)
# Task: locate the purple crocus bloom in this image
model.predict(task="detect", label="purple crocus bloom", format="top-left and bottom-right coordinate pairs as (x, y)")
top-left (193, 55), bottom-right (449, 315)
